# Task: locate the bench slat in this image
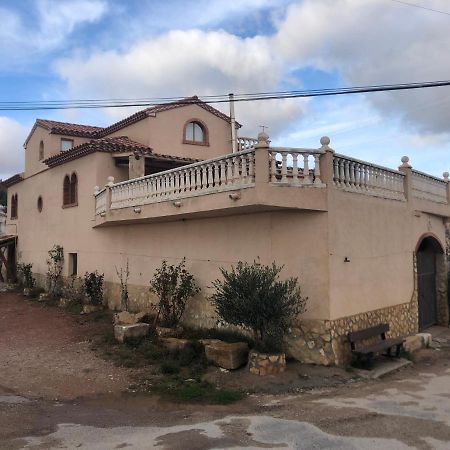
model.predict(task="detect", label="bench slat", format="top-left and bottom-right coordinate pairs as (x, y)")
top-left (354, 338), bottom-right (404, 355)
top-left (348, 323), bottom-right (390, 343)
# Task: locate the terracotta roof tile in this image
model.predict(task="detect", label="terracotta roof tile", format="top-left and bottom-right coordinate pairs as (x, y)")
top-left (2, 173), bottom-right (23, 187)
top-left (43, 136), bottom-right (199, 168)
top-left (99, 96), bottom-right (241, 137)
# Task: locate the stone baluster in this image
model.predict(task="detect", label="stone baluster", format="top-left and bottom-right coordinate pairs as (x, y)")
top-left (280, 152), bottom-right (288, 183)
top-left (313, 153), bottom-right (322, 185)
top-left (302, 154), bottom-right (310, 184)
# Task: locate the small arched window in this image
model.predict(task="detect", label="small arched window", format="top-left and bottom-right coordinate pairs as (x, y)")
top-left (39, 141), bottom-right (44, 161)
top-left (63, 173), bottom-right (78, 207)
top-left (183, 120), bottom-right (208, 145)
top-left (70, 173), bottom-right (78, 205)
top-left (10, 194), bottom-right (18, 219)
top-left (37, 196), bottom-right (43, 212)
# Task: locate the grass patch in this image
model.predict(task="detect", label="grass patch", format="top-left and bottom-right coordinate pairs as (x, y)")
top-left (151, 378), bottom-right (243, 404)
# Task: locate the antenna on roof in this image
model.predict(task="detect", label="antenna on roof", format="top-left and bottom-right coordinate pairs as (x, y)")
top-left (229, 93), bottom-right (237, 153)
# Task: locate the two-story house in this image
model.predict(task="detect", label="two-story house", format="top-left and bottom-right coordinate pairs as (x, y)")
top-left (2, 96), bottom-right (449, 365)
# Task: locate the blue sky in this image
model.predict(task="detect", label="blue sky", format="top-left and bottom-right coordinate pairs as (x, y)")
top-left (1, 0), bottom-right (450, 180)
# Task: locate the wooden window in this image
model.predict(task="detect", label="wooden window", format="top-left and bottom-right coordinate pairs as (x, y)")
top-left (63, 173), bottom-right (78, 207)
top-left (70, 173), bottom-right (78, 205)
top-left (10, 194), bottom-right (18, 219)
top-left (183, 120), bottom-right (208, 145)
top-left (39, 141), bottom-right (44, 160)
top-left (69, 253), bottom-right (78, 276)
top-left (63, 175), bottom-right (71, 206)
top-left (61, 139), bottom-right (74, 151)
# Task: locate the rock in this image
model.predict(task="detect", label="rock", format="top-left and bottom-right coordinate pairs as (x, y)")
top-left (199, 339), bottom-right (222, 346)
top-left (204, 341), bottom-right (249, 370)
top-left (59, 298), bottom-right (73, 308)
top-left (156, 326), bottom-right (183, 338)
top-left (404, 335), bottom-right (424, 353)
top-left (81, 305), bottom-right (102, 315)
top-left (23, 288), bottom-right (31, 297)
top-left (113, 311), bottom-right (138, 325)
top-left (247, 350), bottom-right (286, 376)
top-left (38, 293), bottom-right (50, 302)
top-left (159, 337), bottom-right (190, 351)
top-left (114, 323), bottom-right (150, 343)
top-left (416, 333), bottom-right (432, 348)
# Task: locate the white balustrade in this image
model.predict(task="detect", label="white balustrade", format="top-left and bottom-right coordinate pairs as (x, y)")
top-left (94, 188), bottom-right (107, 215)
top-left (106, 149), bottom-right (255, 210)
top-left (412, 170), bottom-right (448, 204)
top-left (333, 154), bottom-right (405, 200)
top-left (237, 137), bottom-right (258, 151)
top-left (269, 148), bottom-right (325, 186)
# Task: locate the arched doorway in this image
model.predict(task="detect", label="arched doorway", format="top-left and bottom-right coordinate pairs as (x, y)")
top-left (416, 235), bottom-right (444, 331)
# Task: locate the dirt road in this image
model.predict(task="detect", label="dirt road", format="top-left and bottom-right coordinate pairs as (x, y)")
top-left (1, 292), bottom-right (450, 449)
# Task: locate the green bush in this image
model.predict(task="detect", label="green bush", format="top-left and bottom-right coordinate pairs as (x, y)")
top-left (61, 276), bottom-right (84, 302)
top-left (160, 361), bottom-right (181, 375)
top-left (17, 263), bottom-right (35, 289)
top-left (150, 258), bottom-right (200, 327)
top-left (84, 271), bottom-right (104, 305)
top-left (211, 261), bottom-right (307, 353)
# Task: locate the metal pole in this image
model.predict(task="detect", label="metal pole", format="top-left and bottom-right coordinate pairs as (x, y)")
top-left (229, 93), bottom-right (237, 153)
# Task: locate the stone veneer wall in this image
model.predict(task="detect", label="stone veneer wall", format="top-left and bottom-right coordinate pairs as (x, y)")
top-left (287, 255), bottom-right (419, 366)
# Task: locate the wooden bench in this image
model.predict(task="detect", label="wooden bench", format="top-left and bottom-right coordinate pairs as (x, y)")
top-left (348, 323), bottom-right (405, 367)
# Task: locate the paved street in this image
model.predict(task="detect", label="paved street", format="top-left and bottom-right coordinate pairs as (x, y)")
top-left (1, 293), bottom-right (450, 449)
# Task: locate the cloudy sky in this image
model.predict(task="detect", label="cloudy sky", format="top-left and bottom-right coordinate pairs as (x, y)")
top-left (1, 0), bottom-right (450, 180)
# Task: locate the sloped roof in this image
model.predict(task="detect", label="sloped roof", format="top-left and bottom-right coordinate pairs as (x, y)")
top-left (97, 96), bottom-right (240, 137)
top-left (24, 119), bottom-right (103, 146)
top-left (43, 136), bottom-right (199, 168)
top-left (2, 173), bottom-right (24, 188)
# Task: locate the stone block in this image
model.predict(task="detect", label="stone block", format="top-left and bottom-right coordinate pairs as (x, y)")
top-left (204, 341), bottom-right (249, 370)
top-left (416, 333), bottom-right (432, 348)
top-left (247, 350), bottom-right (286, 376)
top-left (38, 293), bottom-right (50, 302)
top-left (159, 337), bottom-right (190, 351)
top-left (404, 335), bottom-right (424, 353)
top-left (156, 326), bottom-right (183, 338)
top-left (81, 305), bottom-right (102, 315)
top-left (114, 323), bottom-right (150, 343)
top-left (59, 298), bottom-right (73, 308)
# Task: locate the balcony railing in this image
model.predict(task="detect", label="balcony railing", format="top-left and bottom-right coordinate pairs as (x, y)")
top-left (94, 136), bottom-right (449, 218)
top-left (333, 154), bottom-right (406, 201)
top-left (109, 149), bottom-right (256, 210)
top-left (412, 170), bottom-right (448, 204)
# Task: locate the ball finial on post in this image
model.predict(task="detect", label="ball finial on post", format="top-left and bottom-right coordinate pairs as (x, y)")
top-left (400, 156), bottom-right (411, 168)
top-left (443, 172), bottom-right (449, 182)
top-left (320, 136), bottom-right (330, 147)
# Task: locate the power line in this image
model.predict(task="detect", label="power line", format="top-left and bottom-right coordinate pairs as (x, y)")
top-left (389, 0), bottom-right (450, 16)
top-left (1, 80), bottom-right (450, 111)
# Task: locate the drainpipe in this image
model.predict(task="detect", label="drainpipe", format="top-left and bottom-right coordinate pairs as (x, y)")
top-left (229, 93), bottom-right (237, 153)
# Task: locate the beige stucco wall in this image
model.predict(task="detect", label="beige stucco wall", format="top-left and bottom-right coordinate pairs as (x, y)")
top-left (107, 104), bottom-right (233, 160)
top-left (25, 126), bottom-right (92, 177)
top-left (327, 188), bottom-right (447, 320)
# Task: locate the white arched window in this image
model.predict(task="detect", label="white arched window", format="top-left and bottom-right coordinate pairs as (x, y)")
top-left (183, 120), bottom-right (208, 145)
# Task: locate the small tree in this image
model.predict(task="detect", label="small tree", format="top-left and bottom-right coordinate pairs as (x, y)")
top-left (46, 245), bottom-right (64, 297)
top-left (211, 261), bottom-right (307, 353)
top-left (150, 258), bottom-right (200, 327)
top-left (61, 276), bottom-right (84, 302)
top-left (84, 271), bottom-right (104, 305)
top-left (17, 263), bottom-right (35, 289)
top-left (116, 260), bottom-right (130, 311)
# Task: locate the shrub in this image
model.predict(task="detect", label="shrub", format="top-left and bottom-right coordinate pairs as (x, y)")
top-left (46, 245), bottom-right (64, 297)
top-left (115, 260), bottom-right (129, 311)
top-left (61, 275), bottom-right (84, 302)
top-left (150, 258), bottom-right (200, 327)
top-left (84, 271), bottom-right (104, 305)
top-left (17, 263), bottom-right (35, 289)
top-left (211, 261), bottom-right (307, 353)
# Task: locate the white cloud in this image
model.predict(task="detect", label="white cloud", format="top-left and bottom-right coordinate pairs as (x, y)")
top-left (0, 0), bottom-right (107, 64)
top-left (55, 29), bottom-right (307, 137)
top-left (0, 117), bottom-right (27, 180)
